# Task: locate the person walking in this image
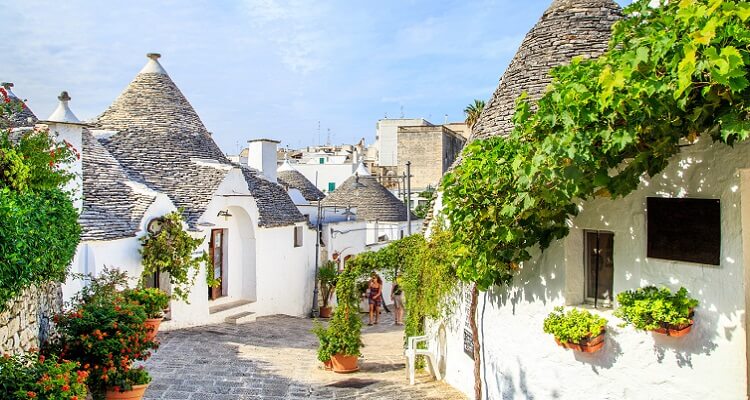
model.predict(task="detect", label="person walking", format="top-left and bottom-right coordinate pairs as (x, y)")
top-left (367, 272), bottom-right (382, 325)
top-left (391, 276), bottom-right (405, 325)
top-left (376, 274), bottom-right (391, 313)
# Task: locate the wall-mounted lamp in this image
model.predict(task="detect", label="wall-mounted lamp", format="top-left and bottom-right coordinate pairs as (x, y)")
top-left (217, 210), bottom-right (233, 220)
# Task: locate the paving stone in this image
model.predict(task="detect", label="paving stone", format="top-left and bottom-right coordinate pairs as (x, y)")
top-left (143, 313), bottom-right (465, 399)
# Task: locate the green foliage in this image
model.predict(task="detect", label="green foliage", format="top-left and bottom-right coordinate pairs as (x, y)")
top-left (543, 306), bottom-right (608, 343)
top-left (0, 187), bottom-right (80, 311)
top-left (614, 286), bottom-right (699, 331)
top-left (464, 99), bottom-right (486, 128)
top-left (318, 260), bottom-right (338, 308)
top-left (413, 187), bottom-right (436, 219)
top-left (0, 352), bottom-right (88, 400)
top-left (0, 126), bottom-right (78, 193)
top-left (107, 366), bottom-right (151, 393)
top-left (442, 0), bottom-right (750, 290)
top-left (52, 270), bottom-right (154, 399)
top-left (314, 259), bottom-right (366, 358)
top-left (140, 211), bottom-right (213, 302)
top-left (124, 288), bottom-right (170, 319)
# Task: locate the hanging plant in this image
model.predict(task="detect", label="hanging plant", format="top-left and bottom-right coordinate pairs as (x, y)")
top-left (140, 210), bottom-right (217, 302)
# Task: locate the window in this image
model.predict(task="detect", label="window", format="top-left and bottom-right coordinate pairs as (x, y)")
top-left (584, 230), bottom-right (614, 307)
top-left (328, 182), bottom-right (336, 192)
top-left (294, 226), bottom-right (303, 247)
top-left (319, 157), bottom-right (325, 164)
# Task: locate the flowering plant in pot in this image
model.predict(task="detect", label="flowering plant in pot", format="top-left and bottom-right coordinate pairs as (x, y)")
top-left (615, 286), bottom-right (698, 337)
top-left (52, 270), bottom-right (155, 400)
top-left (543, 307), bottom-right (608, 353)
top-left (318, 261), bottom-right (338, 318)
top-left (104, 366), bottom-right (152, 399)
top-left (124, 287), bottom-right (170, 342)
top-left (0, 352), bottom-right (88, 400)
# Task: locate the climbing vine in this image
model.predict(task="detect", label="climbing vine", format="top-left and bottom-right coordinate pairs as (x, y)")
top-left (140, 211), bottom-right (217, 302)
top-left (442, 0), bottom-right (750, 290)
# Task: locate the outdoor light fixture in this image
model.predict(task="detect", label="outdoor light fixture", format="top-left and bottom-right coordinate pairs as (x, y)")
top-left (217, 210), bottom-right (233, 218)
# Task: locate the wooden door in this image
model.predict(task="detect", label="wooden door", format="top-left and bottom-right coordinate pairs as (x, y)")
top-left (584, 230), bottom-right (614, 307)
top-left (209, 229), bottom-right (224, 300)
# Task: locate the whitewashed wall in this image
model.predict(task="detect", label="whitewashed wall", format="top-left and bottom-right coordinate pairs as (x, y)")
top-left (294, 163), bottom-right (357, 194)
top-left (431, 137), bottom-right (750, 400)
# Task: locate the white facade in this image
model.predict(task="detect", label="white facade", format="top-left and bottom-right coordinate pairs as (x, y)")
top-left (429, 137), bottom-right (750, 399)
top-left (294, 163), bottom-right (357, 194)
top-left (374, 118), bottom-right (431, 167)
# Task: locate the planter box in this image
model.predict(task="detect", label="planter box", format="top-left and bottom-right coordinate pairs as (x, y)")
top-left (105, 384), bottom-right (149, 400)
top-left (652, 321), bottom-right (693, 337)
top-left (331, 353), bottom-right (359, 373)
top-left (555, 330), bottom-right (606, 353)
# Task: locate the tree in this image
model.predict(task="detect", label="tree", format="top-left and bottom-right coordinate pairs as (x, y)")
top-left (463, 100), bottom-right (485, 129)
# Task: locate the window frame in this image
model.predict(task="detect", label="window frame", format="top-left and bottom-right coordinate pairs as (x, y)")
top-left (294, 226), bottom-right (303, 247)
top-left (583, 229), bottom-right (615, 308)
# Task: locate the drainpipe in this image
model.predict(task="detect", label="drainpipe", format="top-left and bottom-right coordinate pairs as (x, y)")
top-left (406, 161), bottom-right (412, 235)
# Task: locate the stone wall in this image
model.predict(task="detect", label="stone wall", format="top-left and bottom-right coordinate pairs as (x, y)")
top-left (397, 125), bottom-right (466, 190)
top-left (0, 282), bottom-right (63, 354)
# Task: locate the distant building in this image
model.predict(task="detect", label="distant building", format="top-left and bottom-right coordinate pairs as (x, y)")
top-left (397, 125), bottom-right (466, 190)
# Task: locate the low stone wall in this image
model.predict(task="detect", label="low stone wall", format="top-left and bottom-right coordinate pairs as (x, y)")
top-left (0, 282), bottom-right (63, 354)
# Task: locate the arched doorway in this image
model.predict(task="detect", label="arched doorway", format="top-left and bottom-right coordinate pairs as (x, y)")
top-left (222, 206), bottom-right (257, 301)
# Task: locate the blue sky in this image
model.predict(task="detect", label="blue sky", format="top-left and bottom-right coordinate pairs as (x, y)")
top-left (4, 0), bottom-right (628, 154)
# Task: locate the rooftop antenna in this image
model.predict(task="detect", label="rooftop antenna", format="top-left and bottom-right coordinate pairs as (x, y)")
top-left (444, 113), bottom-right (448, 124)
top-left (384, 112), bottom-right (388, 119)
top-left (317, 121), bottom-right (321, 146)
top-left (326, 128), bottom-right (331, 146)
top-left (400, 105), bottom-right (404, 118)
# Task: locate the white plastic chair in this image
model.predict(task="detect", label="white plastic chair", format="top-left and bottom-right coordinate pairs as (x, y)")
top-left (404, 335), bottom-right (442, 385)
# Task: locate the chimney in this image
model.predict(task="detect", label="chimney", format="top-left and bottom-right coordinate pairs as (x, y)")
top-left (41, 91), bottom-right (87, 211)
top-left (247, 138), bottom-right (280, 183)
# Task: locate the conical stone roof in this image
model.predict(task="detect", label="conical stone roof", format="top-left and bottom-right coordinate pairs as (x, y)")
top-left (94, 53), bottom-right (304, 228)
top-left (471, 0), bottom-right (621, 140)
top-left (0, 82), bottom-right (38, 128)
top-left (80, 130), bottom-right (157, 240)
top-left (322, 170), bottom-right (413, 222)
top-left (277, 161), bottom-right (325, 202)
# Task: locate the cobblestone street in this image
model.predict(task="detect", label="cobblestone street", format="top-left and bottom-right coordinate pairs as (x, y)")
top-left (143, 312), bottom-right (465, 399)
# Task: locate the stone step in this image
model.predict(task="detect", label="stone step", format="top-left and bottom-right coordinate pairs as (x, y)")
top-left (209, 298), bottom-right (254, 315)
top-left (225, 311), bottom-right (256, 325)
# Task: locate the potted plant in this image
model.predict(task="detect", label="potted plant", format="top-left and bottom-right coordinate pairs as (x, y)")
top-left (326, 309), bottom-right (363, 372)
top-left (543, 306), bottom-right (608, 353)
top-left (312, 322), bottom-right (333, 370)
top-left (104, 367), bottom-right (152, 400)
top-left (615, 286), bottom-right (698, 337)
top-left (318, 261), bottom-right (338, 318)
top-left (52, 270), bottom-right (155, 400)
top-left (0, 352), bottom-right (88, 400)
top-left (125, 287), bottom-right (170, 342)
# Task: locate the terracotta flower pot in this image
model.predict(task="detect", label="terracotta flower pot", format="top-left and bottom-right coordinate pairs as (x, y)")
top-left (319, 306), bottom-right (332, 319)
top-left (144, 317), bottom-right (163, 342)
top-left (105, 384), bottom-right (149, 400)
top-left (652, 321), bottom-right (693, 337)
top-left (323, 360), bottom-right (333, 371)
top-left (330, 353), bottom-right (359, 373)
top-left (555, 330), bottom-right (606, 353)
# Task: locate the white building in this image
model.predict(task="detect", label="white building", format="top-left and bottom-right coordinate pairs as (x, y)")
top-left (49, 53), bottom-right (317, 329)
top-left (373, 118), bottom-right (431, 167)
top-left (426, 1), bottom-right (750, 399)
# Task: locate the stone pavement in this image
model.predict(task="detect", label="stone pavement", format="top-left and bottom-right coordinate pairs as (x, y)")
top-left (142, 311), bottom-right (466, 399)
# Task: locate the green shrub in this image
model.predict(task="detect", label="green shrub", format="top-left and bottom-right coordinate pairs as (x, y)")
top-left (51, 271), bottom-right (154, 399)
top-left (0, 352), bottom-right (88, 400)
top-left (614, 286), bottom-right (698, 331)
top-left (107, 366), bottom-right (151, 394)
top-left (312, 322), bottom-right (332, 362)
top-left (124, 287), bottom-right (170, 319)
top-left (313, 260), bottom-right (365, 359)
top-left (0, 187), bottom-right (80, 311)
top-left (543, 306), bottom-right (607, 343)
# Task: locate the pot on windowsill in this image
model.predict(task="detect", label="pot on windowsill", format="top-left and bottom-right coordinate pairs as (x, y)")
top-left (144, 318), bottom-right (163, 342)
top-left (554, 330), bottom-right (606, 353)
top-left (319, 306), bottom-right (333, 319)
top-left (330, 353), bottom-right (359, 373)
top-left (105, 384), bottom-right (149, 400)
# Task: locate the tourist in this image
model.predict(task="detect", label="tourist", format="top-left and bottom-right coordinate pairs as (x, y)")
top-left (391, 276), bottom-right (405, 325)
top-left (368, 272), bottom-right (382, 325)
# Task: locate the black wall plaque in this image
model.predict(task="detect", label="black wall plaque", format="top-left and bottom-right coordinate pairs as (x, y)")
top-left (463, 329), bottom-right (474, 359)
top-left (647, 197), bottom-right (721, 265)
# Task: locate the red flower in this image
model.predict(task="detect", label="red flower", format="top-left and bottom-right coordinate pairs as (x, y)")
top-left (38, 355), bottom-right (45, 363)
top-left (61, 384), bottom-right (70, 392)
top-left (26, 392), bottom-right (36, 398)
